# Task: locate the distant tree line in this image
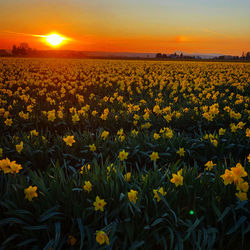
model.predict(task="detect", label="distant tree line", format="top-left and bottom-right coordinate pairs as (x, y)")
top-left (12, 43), bottom-right (37, 56)
top-left (156, 51), bottom-right (250, 60)
top-left (217, 52), bottom-right (250, 60)
top-left (241, 52), bottom-right (250, 60)
top-left (156, 52), bottom-right (196, 59)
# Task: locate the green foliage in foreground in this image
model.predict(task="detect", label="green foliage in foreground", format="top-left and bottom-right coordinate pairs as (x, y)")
top-left (0, 159), bottom-right (249, 250)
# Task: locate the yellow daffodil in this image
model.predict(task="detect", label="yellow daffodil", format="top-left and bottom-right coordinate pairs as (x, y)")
top-left (128, 189), bottom-right (138, 204)
top-left (83, 181), bottom-right (92, 193)
top-left (63, 136), bottom-right (75, 146)
top-left (119, 150), bottom-right (128, 161)
top-left (93, 196), bottom-right (107, 212)
top-left (96, 231), bottom-right (109, 245)
top-left (170, 169), bottom-right (183, 187)
top-left (24, 186), bottom-right (38, 201)
top-left (150, 152), bottom-right (159, 162)
top-left (153, 187), bottom-right (167, 202)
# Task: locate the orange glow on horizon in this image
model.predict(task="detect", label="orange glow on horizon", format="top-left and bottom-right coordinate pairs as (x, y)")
top-left (0, 31), bottom-right (249, 56)
top-left (0, 0), bottom-right (249, 56)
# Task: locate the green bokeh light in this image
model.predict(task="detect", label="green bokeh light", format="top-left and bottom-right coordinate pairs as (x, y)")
top-left (189, 210), bottom-right (194, 215)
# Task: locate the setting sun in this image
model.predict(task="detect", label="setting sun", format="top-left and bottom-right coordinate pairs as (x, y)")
top-left (45, 34), bottom-right (64, 47)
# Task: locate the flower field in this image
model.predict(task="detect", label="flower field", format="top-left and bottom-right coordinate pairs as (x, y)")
top-left (0, 58), bottom-right (249, 249)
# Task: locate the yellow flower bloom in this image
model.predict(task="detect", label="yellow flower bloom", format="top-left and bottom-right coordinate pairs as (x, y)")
top-left (67, 235), bottom-right (77, 246)
top-left (93, 196), bottom-right (107, 212)
top-left (219, 128), bottom-right (226, 136)
top-left (246, 128), bottom-right (250, 137)
top-left (133, 114), bottom-right (140, 120)
top-left (124, 172), bottom-right (131, 182)
top-left (4, 118), bottom-right (13, 126)
top-left (176, 147), bottom-right (185, 157)
top-left (237, 122), bottom-right (245, 129)
top-left (247, 154), bottom-right (250, 163)
top-left (30, 129), bottom-right (38, 136)
top-left (153, 187), bottom-right (167, 202)
top-left (128, 189), bottom-right (138, 204)
top-left (80, 164), bottom-right (91, 174)
top-left (119, 135), bottom-right (125, 142)
top-left (231, 163), bottom-right (247, 179)
top-left (118, 150), bottom-right (128, 161)
top-left (236, 181), bottom-right (249, 192)
top-left (0, 158), bottom-right (22, 174)
top-left (230, 123), bottom-right (238, 133)
top-left (96, 231), bottom-right (109, 245)
top-left (164, 114), bottom-right (172, 122)
top-left (204, 161), bottom-right (216, 171)
top-left (9, 161), bottom-right (22, 174)
top-left (89, 144), bottom-right (96, 152)
top-left (131, 129), bottom-right (138, 136)
top-left (107, 163), bottom-right (116, 175)
top-left (91, 110), bottom-right (98, 116)
top-left (211, 139), bottom-right (218, 147)
top-left (72, 113), bottom-right (80, 123)
top-left (165, 128), bottom-right (173, 139)
top-left (47, 110), bottom-right (56, 122)
top-left (83, 181), bottom-right (92, 193)
top-left (150, 152), bottom-right (159, 162)
top-left (170, 169), bottom-right (183, 187)
top-left (101, 130), bottom-right (109, 140)
top-left (153, 133), bottom-right (160, 140)
top-left (16, 141), bottom-right (24, 154)
top-left (0, 158), bottom-right (11, 173)
top-left (220, 169), bottom-right (234, 185)
top-left (143, 112), bottom-right (150, 120)
top-left (57, 110), bottom-right (63, 119)
top-left (141, 122), bottom-right (151, 129)
top-left (24, 186), bottom-right (38, 201)
top-left (235, 191), bottom-right (248, 201)
top-left (63, 136), bottom-right (75, 146)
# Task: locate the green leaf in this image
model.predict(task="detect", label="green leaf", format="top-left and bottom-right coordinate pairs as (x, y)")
top-left (0, 217), bottom-right (26, 226)
top-left (151, 218), bottom-right (164, 227)
top-left (167, 226), bottom-right (174, 250)
top-left (39, 205), bottom-right (62, 222)
top-left (217, 207), bottom-right (231, 222)
top-left (77, 218), bottom-right (85, 250)
top-left (54, 222), bottom-right (61, 248)
top-left (129, 240), bottom-right (144, 250)
top-left (23, 225), bottom-right (48, 231)
top-left (184, 217), bottom-right (204, 241)
top-left (226, 216), bottom-right (247, 235)
top-left (43, 240), bottom-right (55, 250)
top-left (1, 234), bottom-right (20, 246)
top-left (211, 202), bottom-right (221, 218)
top-left (17, 238), bottom-right (37, 247)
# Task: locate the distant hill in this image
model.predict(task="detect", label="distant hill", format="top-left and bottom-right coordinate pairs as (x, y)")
top-left (83, 51), bottom-right (224, 59)
top-left (1, 48), bottom-right (241, 60)
top-left (0, 49), bottom-right (12, 57)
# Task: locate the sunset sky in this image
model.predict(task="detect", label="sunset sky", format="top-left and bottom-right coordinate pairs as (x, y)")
top-left (0, 0), bottom-right (249, 55)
